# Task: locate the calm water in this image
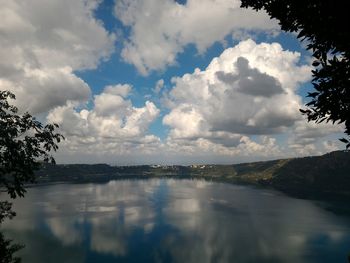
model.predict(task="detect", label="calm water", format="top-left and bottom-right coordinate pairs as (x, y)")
top-left (2, 179), bottom-right (350, 263)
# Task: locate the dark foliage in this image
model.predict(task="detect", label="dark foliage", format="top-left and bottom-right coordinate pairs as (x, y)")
top-left (241, 0), bottom-right (350, 147)
top-left (271, 151), bottom-right (350, 196)
top-left (0, 91), bottom-right (64, 198)
top-left (0, 233), bottom-right (23, 263)
top-left (0, 90), bottom-right (63, 262)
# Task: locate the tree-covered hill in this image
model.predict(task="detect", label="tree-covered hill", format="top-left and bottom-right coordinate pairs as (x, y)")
top-left (35, 151), bottom-right (350, 198)
top-left (271, 151), bottom-right (350, 197)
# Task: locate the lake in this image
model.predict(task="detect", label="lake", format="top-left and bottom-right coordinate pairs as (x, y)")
top-left (2, 179), bottom-right (350, 263)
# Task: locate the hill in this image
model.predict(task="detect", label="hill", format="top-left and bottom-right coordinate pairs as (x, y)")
top-left (35, 151), bottom-right (350, 198)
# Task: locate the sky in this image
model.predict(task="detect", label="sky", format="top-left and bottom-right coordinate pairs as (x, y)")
top-left (0, 0), bottom-right (344, 165)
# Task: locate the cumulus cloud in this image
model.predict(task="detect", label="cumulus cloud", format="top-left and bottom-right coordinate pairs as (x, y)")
top-left (114, 0), bottom-right (278, 75)
top-left (103, 84), bottom-right (132, 97)
top-left (163, 135), bottom-right (282, 162)
top-left (163, 39), bottom-right (311, 145)
top-left (1, 1), bottom-right (341, 164)
top-left (1, 67), bottom-right (91, 114)
top-left (47, 85), bottom-right (161, 158)
top-left (160, 38), bottom-right (344, 159)
top-left (154, 79), bottom-right (165, 94)
top-left (41, 39), bottom-right (340, 163)
top-left (216, 57), bottom-right (285, 97)
top-left (0, 0), bottom-right (115, 114)
top-left (287, 119), bottom-right (343, 155)
top-left (160, 39), bottom-right (345, 160)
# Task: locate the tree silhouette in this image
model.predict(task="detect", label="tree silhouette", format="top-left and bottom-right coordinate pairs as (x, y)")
top-left (0, 90), bottom-right (63, 262)
top-left (241, 0), bottom-right (350, 148)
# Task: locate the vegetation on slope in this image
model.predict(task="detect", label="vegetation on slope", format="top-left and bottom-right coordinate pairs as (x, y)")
top-left (35, 151), bottom-right (350, 198)
top-left (271, 151), bottom-right (350, 196)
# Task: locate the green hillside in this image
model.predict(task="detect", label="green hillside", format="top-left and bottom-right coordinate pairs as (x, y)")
top-left (270, 151), bottom-right (350, 197)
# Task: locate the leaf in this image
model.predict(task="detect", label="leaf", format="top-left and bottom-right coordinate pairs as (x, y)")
top-left (312, 60), bottom-right (320, 67)
top-left (307, 92), bottom-right (319, 98)
top-left (339, 138), bottom-right (349, 143)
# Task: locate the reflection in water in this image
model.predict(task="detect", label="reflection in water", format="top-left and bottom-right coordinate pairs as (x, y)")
top-left (2, 179), bottom-right (350, 263)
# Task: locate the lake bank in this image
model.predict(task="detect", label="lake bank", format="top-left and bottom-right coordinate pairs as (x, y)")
top-left (34, 150), bottom-right (350, 201)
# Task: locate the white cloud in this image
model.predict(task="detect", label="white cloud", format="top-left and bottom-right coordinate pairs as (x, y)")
top-left (51, 39), bottom-right (342, 164)
top-left (216, 57), bottom-right (285, 97)
top-left (323, 140), bottom-right (341, 153)
top-left (160, 39), bottom-right (343, 160)
top-left (154, 79), bottom-right (164, 94)
top-left (0, 1), bottom-right (342, 164)
top-left (0, 0), bottom-right (115, 114)
top-left (103, 84), bottom-right (132, 97)
top-left (2, 67), bottom-right (91, 114)
top-left (163, 135), bottom-right (282, 161)
top-left (163, 39), bottom-right (311, 143)
top-left (115, 0), bottom-right (278, 75)
top-left (1, 0), bottom-right (115, 70)
top-left (47, 85), bottom-right (161, 158)
top-left (287, 119), bottom-right (343, 156)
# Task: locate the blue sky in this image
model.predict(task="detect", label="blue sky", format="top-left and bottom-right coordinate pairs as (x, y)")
top-left (0, 0), bottom-right (343, 164)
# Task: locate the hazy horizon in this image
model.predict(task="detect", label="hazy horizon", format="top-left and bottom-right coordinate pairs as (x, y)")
top-left (53, 150), bottom-right (343, 166)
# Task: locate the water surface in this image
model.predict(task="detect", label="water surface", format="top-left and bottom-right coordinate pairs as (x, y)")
top-left (2, 179), bottom-right (350, 262)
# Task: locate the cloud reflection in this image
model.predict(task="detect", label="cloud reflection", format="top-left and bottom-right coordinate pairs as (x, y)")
top-left (2, 179), bottom-right (350, 262)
